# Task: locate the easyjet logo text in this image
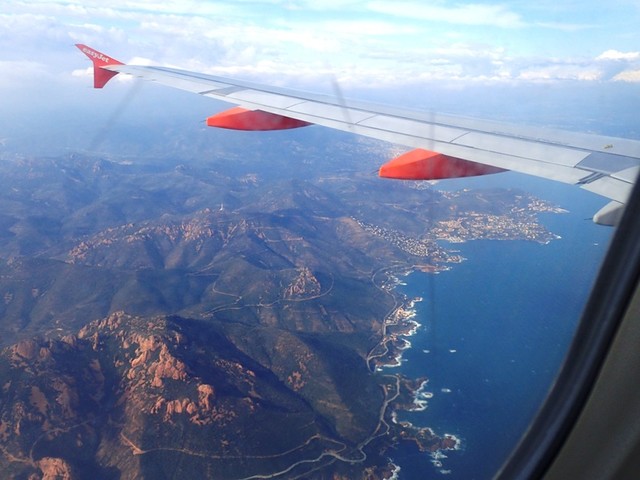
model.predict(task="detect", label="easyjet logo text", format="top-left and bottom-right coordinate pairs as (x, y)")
top-left (82, 47), bottom-right (111, 64)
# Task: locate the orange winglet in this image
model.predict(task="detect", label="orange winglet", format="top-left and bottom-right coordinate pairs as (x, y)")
top-left (379, 148), bottom-right (507, 180)
top-left (206, 107), bottom-right (311, 131)
top-left (75, 44), bottom-right (124, 88)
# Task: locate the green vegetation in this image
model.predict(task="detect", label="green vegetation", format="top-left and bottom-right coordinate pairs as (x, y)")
top-left (0, 140), bottom-right (562, 478)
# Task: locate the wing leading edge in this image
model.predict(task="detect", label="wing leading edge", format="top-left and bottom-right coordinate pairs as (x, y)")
top-left (76, 44), bottom-right (640, 225)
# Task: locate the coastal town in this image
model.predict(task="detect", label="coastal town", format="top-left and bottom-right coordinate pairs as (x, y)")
top-left (431, 190), bottom-right (566, 244)
top-left (355, 191), bottom-right (565, 262)
top-left (354, 218), bottom-right (465, 263)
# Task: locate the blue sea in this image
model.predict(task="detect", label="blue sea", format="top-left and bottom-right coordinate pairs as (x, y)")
top-left (388, 173), bottom-right (614, 479)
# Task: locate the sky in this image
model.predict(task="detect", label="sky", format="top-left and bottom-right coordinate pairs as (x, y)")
top-left (1, 0), bottom-right (639, 86)
top-left (1, 0), bottom-right (640, 155)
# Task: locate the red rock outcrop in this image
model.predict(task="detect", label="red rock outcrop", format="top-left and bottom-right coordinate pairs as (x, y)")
top-left (37, 457), bottom-right (75, 480)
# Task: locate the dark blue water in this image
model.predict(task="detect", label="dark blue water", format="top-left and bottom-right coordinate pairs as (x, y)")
top-left (389, 175), bottom-right (613, 479)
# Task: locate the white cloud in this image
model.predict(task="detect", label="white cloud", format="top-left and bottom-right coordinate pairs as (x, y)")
top-left (71, 66), bottom-right (93, 79)
top-left (613, 70), bottom-right (640, 82)
top-left (595, 50), bottom-right (640, 82)
top-left (535, 21), bottom-right (594, 32)
top-left (322, 19), bottom-right (415, 36)
top-left (287, 0), bottom-right (366, 11)
top-left (15, 0), bottom-right (234, 18)
top-left (597, 50), bottom-right (640, 61)
top-left (1, 0), bottom-right (640, 92)
top-left (0, 60), bottom-right (52, 87)
top-left (367, 1), bottom-right (525, 28)
top-left (517, 65), bottom-right (601, 82)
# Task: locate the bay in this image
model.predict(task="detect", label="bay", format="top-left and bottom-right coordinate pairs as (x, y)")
top-left (389, 177), bottom-right (613, 479)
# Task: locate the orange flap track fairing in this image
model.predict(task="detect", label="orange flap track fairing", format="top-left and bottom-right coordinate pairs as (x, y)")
top-left (379, 148), bottom-right (507, 180)
top-left (206, 107), bottom-right (311, 131)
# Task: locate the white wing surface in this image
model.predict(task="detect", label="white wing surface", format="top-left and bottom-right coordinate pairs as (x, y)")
top-left (77, 45), bottom-right (640, 225)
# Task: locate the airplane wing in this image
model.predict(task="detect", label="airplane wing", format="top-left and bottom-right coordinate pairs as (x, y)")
top-left (76, 44), bottom-right (640, 225)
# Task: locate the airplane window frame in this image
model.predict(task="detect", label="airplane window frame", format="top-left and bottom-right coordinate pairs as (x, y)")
top-left (496, 174), bottom-right (640, 479)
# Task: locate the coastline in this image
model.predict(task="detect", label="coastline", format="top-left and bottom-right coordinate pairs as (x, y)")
top-left (371, 268), bottom-right (462, 479)
top-left (363, 185), bottom-right (607, 479)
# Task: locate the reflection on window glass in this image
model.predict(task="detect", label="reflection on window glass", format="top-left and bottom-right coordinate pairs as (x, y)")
top-left (0, 2), bottom-right (638, 480)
